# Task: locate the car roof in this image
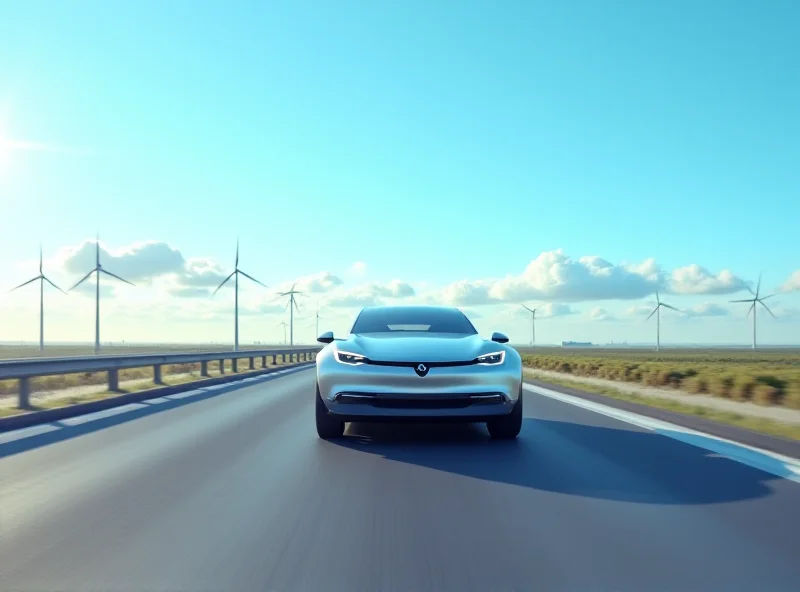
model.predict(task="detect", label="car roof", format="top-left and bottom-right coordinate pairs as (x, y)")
top-left (359, 305), bottom-right (463, 314)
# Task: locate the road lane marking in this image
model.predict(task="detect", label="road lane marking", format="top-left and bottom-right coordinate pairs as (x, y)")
top-left (164, 389), bottom-right (205, 400)
top-left (58, 403), bottom-right (150, 426)
top-left (524, 383), bottom-right (800, 484)
top-left (0, 423), bottom-right (61, 444)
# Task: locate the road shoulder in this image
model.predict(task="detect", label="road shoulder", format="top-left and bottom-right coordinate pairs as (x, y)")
top-left (525, 375), bottom-right (800, 460)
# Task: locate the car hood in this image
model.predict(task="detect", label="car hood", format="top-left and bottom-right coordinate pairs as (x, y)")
top-left (339, 332), bottom-right (494, 363)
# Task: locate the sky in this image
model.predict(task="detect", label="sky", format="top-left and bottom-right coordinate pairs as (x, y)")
top-left (0, 0), bottom-right (798, 346)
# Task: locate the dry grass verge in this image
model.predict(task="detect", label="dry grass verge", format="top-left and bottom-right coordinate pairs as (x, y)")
top-left (520, 349), bottom-right (800, 409)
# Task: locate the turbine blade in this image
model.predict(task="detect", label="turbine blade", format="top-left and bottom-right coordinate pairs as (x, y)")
top-left (656, 291), bottom-right (660, 304)
top-left (661, 303), bottom-right (681, 312)
top-left (43, 275), bottom-right (66, 294)
top-left (101, 268), bottom-right (135, 286)
top-left (235, 238), bottom-right (240, 267)
top-left (238, 269), bottom-right (267, 288)
top-left (756, 272), bottom-right (762, 299)
top-left (284, 300), bottom-right (290, 312)
top-left (761, 293), bottom-right (776, 301)
top-left (293, 298), bottom-right (300, 312)
top-left (39, 244), bottom-right (43, 273)
top-left (69, 269), bottom-right (96, 291)
top-left (10, 276), bottom-right (41, 292)
top-left (759, 300), bottom-right (777, 319)
top-left (746, 286), bottom-right (756, 297)
top-left (520, 304), bottom-right (532, 312)
top-left (747, 302), bottom-right (755, 318)
top-left (645, 307), bottom-right (658, 321)
top-left (730, 299), bottom-right (754, 303)
top-left (212, 271), bottom-right (235, 296)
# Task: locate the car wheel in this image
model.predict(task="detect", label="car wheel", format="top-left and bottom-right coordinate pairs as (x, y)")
top-left (316, 384), bottom-right (345, 439)
top-left (486, 390), bottom-right (523, 440)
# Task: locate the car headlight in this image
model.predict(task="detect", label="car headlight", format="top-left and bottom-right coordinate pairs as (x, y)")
top-left (334, 350), bottom-right (367, 365)
top-left (476, 351), bottom-right (505, 365)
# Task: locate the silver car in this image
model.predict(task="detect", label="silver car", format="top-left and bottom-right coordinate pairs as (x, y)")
top-left (314, 305), bottom-right (523, 439)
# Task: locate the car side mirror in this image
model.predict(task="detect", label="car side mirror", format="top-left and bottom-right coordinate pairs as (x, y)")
top-left (491, 331), bottom-right (509, 344)
top-left (317, 331), bottom-right (334, 344)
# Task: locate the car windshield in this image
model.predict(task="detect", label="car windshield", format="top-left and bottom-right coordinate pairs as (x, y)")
top-left (351, 307), bottom-right (478, 335)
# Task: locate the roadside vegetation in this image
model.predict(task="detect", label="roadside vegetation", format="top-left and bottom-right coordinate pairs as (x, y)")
top-left (519, 348), bottom-right (800, 409)
top-left (525, 370), bottom-right (800, 441)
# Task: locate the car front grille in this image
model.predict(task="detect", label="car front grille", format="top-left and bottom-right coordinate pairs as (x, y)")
top-left (333, 392), bottom-right (507, 409)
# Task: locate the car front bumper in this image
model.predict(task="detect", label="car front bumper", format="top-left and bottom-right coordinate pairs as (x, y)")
top-left (317, 355), bottom-right (522, 421)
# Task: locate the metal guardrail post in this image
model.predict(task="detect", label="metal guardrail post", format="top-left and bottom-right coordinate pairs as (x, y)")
top-left (154, 364), bottom-right (163, 384)
top-left (249, 357), bottom-right (255, 370)
top-left (19, 378), bottom-right (31, 409)
top-left (219, 360), bottom-right (224, 374)
top-left (108, 369), bottom-right (119, 391)
top-left (201, 361), bottom-right (209, 377)
top-left (232, 358), bottom-right (238, 373)
top-left (282, 353), bottom-right (287, 363)
top-left (262, 355), bottom-right (267, 367)
top-left (272, 354), bottom-right (277, 364)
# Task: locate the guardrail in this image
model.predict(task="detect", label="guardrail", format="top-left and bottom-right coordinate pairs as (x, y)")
top-left (0, 347), bottom-right (322, 409)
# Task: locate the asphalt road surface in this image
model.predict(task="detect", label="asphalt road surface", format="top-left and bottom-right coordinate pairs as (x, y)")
top-left (2, 368), bottom-right (799, 592)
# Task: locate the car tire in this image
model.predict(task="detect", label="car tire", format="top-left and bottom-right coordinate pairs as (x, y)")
top-left (316, 384), bottom-right (345, 439)
top-left (486, 389), bottom-right (523, 440)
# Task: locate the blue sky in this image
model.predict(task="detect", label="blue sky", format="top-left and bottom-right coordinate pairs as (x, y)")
top-left (0, 0), bottom-right (798, 345)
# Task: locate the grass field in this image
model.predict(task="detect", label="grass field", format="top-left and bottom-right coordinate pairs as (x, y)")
top-left (518, 347), bottom-right (800, 409)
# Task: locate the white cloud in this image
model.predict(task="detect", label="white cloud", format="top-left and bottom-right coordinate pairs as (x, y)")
top-left (684, 303), bottom-right (730, 318)
top-left (323, 280), bottom-right (416, 308)
top-left (668, 264), bottom-right (748, 295)
top-left (779, 270), bottom-right (800, 294)
top-left (59, 240), bottom-right (185, 283)
top-left (272, 272), bottom-right (344, 295)
top-left (590, 307), bottom-right (616, 322)
top-left (435, 251), bottom-right (753, 307)
top-left (626, 304), bottom-right (655, 317)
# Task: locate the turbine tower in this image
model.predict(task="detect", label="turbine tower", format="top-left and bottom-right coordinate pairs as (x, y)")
top-left (730, 273), bottom-right (776, 350)
top-left (312, 302), bottom-right (321, 337)
top-left (276, 284), bottom-right (303, 346)
top-left (521, 304), bottom-right (537, 347)
top-left (277, 320), bottom-right (288, 344)
top-left (10, 245), bottom-right (65, 351)
top-left (212, 239), bottom-right (267, 352)
top-left (645, 292), bottom-right (680, 352)
top-left (69, 236), bottom-right (135, 353)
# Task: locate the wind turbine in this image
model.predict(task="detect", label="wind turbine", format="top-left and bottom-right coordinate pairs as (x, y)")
top-left (10, 245), bottom-right (66, 351)
top-left (212, 239), bottom-right (267, 352)
top-left (520, 304), bottom-right (537, 346)
top-left (645, 292), bottom-right (680, 352)
top-left (277, 320), bottom-right (288, 344)
top-left (275, 284), bottom-right (303, 346)
top-left (69, 236), bottom-right (135, 353)
top-left (730, 273), bottom-right (776, 350)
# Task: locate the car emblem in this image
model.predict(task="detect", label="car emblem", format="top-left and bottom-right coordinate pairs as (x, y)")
top-left (414, 363), bottom-right (429, 377)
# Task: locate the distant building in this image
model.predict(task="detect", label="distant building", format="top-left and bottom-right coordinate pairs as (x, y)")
top-left (561, 341), bottom-right (593, 348)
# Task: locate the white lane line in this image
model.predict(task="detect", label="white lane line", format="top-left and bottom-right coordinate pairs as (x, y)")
top-left (144, 397), bottom-right (171, 404)
top-left (0, 423), bottom-right (62, 444)
top-left (164, 389), bottom-right (205, 400)
top-left (524, 383), bottom-right (800, 484)
top-left (58, 403), bottom-right (150, 426)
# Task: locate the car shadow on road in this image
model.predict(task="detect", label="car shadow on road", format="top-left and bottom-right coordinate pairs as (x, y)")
top-left (332, 418), bottom-right (788, 505)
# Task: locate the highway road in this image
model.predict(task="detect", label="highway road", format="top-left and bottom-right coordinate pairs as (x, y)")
top-left (2, 367), bottom-right (799, 591)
